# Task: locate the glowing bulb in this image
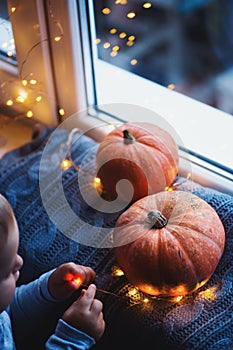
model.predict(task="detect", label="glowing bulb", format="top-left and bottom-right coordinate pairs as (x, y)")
top-left (72, 276), bottom-right (82, 286)
top-left (119, 32), bottom-right (127, 39)
top-left (109, 28), bottom-right (117, 34)
top-left (35, 96), bottom-right (42, 102)
top-left (11, 7), bottom-right (16, 13)
top-left (127, 12), bottom-right (136, 19)
top-left (94, 177), bottom-right (101, 184)
top-left (112, 268), bottom-right (124, 276)
top-left (110, 51), bottom-right (118, 57)
top-left (167, 83), bottom-right (175, 90)
top-left (29, 79), bottom-right (37, 85)
top-left (61, 159), bottom-right (72, 170)
top-left (102, 8), bottom-right (111, 15)
top-left (143, 298), bottom-right (149, 303)
top-left (126, 41), bottom-right (134, 47)
top-left (165, 186), bottom-right (173, 191)
top-left (130, 59), bottom-right (137, 65)
top-left (26, 110), bottom-right (33, 118)
top-left (94, 177), bottom-right (103, 194)
top-left (103, 42), bottom-right (110, 49)
top-left (143, 2), bottom-right (152, 9)
top-left (95, 38), bottom-right (101, 44)
top-left (54, 36), bottom-right (62, 42)
top-left (174, 296), bottom-right (183, 302)
top-left (128, 35), bottom-right (135, 41)
top-left (6, 99), bottom-right (13, 106)
top-left (7, 51), bottom-right (13, 57)
top-left (59, 108), bottom-right (65, 116)
top-left (22, 80), bottom-right (28, 86)
top-left (16, 96), bottom-right (25, 103)
top-left (112, 45), bottom-right (120, 52)
top-left (128, 287), bottom-right (138, 296)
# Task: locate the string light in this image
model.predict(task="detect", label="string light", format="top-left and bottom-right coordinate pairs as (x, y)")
top-left (130, 59), bottom-right (137, 65)
top-left (95, 38), bottom-right (101, 44)
top-left (127, 12), bottom-right (136, 19)
top-left (168, 83), bottom-right (175, 90)
top-left (103, 42), bottom-right (111, 49)
top-left (59, 108), bottom-right (65, 116)
top-left (143, 2), bottom-right (152, 9)
top-left (6, 99), bottom-right (13, 106)
top-left (102, 8), bottom-right (111, 15)
top-left (109, 28), bottom-right (117, 34)
top-left (119, 32), bottom-right (127, 39)
top-left (26, 110), bottom-right (33, 118)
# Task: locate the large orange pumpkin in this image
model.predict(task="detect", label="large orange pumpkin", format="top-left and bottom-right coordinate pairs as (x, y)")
top-left (114, 191), bottom-right (225, 297)
top-left (96, 122), bottom-right (179, 203)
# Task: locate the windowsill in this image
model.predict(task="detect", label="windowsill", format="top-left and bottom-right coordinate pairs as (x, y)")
top-left (94, 59), bottom-right (233, 174)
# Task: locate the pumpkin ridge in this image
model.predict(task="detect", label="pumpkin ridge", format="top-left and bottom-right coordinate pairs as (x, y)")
top-left (159, 228), bottom-right (198, 285)
top-left (170, 222), bottom-right (224, 254)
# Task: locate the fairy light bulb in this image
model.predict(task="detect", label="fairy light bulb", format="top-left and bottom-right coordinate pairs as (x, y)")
top-left (29, 79), bottom-right (37, 85)
top-left (22, 80), bottom-right (28, 86)
top-left (95, 38), bottom-right (101, 44)
top-left (6, 100), bottom-right (13, 106)
top-left (130, 59), bottom-right (137, 65)
top-left (143, 298), bottom-right (149, 303)
top-left (167, 83), bottom-right (175, 90)
top-left (112, 267), bottom-right (124, 276)
top-left (59, 108), bottom-right (65, 116)
top-left (26, 110), bottom-right (33, 118)
top-left (35, 96), bottom-right (42, 102)
top-left (61, 159), bottom-right (72, 170)
top-left (54, 36), bottom-right (62, 42)
top-left (72, 276), bottom-right (82, 286)
top-left (103, 42), bottom-right (110, 49)
top-left (143, 2), bottom-right (152, 9)
top-left (109, 28), bottom-right (117, 34)
top-left (11, 7), bottom-right (16, 13)
top-left (102, 8), bottom-right (111, 15)
top-left (7, 51), bottom-right (13, 57)
top-left (119, 32), bottom-right (127, 39)
top-left (127, 12), bottom-right (136, 19)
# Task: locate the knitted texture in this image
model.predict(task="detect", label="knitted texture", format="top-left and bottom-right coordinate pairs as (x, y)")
top-left (0, 126), bottom-right (232, 350)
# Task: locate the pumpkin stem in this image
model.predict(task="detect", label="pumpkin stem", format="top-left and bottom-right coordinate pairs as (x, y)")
top-left (123, 130), bottom-right (135, 144)
top-left (147, 210), bottom-right (168, 229)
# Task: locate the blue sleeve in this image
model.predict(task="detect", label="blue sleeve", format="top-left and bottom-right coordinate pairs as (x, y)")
top-left (10, 271), bottom-right (96, 349)
top-left (46, 319), bottom-right (95, 350)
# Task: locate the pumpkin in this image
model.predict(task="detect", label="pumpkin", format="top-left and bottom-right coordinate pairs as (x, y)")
top-left (114, 191), bottom-right (225, 297)
top-left (96, 122), bottom-right (179, 203)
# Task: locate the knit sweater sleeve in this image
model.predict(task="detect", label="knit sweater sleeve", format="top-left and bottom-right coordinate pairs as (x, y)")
top-left (10, 271), bottom-right (95, 349)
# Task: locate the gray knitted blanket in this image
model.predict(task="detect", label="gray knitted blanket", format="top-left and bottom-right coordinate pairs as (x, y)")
top-left (0, 126), bottom-right (232, 350)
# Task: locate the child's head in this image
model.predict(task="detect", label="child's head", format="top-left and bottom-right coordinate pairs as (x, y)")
top-left (0, 195), bottom-right (23, 313)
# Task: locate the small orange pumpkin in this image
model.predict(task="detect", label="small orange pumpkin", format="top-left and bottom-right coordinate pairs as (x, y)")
top-left (96, 122), bottom-right (179, 203)
top-left (114, 191), bottom-right (225, 297)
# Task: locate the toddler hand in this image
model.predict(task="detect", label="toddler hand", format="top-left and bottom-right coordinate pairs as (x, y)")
top-left (62, 284), bottom-right (105, 341)
top-left (48, 262), bottom-right (96, 300)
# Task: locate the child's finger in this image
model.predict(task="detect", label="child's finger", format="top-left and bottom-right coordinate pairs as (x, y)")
top-left (78, 284), bottom-right (96, 309)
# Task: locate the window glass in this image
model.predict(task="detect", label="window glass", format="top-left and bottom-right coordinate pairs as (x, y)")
top-left (93, 0), bottom-right (233, 116)
top-left (0, 0), bottom-right (16, 63)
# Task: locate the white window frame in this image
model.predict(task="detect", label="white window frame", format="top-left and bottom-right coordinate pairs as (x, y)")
top-left (4, 0), bottom-right (233, 195)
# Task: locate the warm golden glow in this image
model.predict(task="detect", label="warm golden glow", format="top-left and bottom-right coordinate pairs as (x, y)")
top-left (126, 41), bottom-right (134, 47)
top-left (130, 59), bottom-right (137, 65)
top-left (103, 42), bottom-right (111, 49)
top-left (109, 28), bottom-right (117, 34)
top-left (165, 186), bottom-right (173, 191)
top-left (174, 295), bottom-right (183, 302)
top-left (26, 110), bottom-right (33, 118)
top-left (6, 99), bottom-right (13, 106)
top-left (112, 266), bottom-right (124, 276)
top-left (198, 286), bottom-right (218, 300)
top-left (127, 12), bottom-right (136, 19)
top-left (61, 159), bottom-right (72, 170)
top-left (115, 0), bottom-right (127, 4)
top-left (128, 35), bottom-right (135, 41)
top-left (143, 298), bottom-right (149, 303)
top-left (59, 108), bottom-right (65, 116)
top-left (112, 45), bottom-right (120, 52)
top-left (16, 95), bottom-right (25, 103)
top-left (7, 51), bottom-right (13, 57)
top-left (95, 38), bottom-right (101, 44)
top-left (11, 7), bottom-right (16, 13)
top-left (29, 79), bottom-right (37, 85)
top-left (35, 96), bottom-right (42, 102)
top-left (128, 287), bottom-right (138, 296)
top-left (102, 8), bottom-right (111, 15)
top-left (119, 32), bottom-right (127, 39)
top-left (167, 83), bottom-right (175, 90)
top-left (143, 2), bottom-right (152, 9)
top-left (22, 80), bottom-right (28, 86)
top-left (110, 51), bottom-right (118, 57)
top-left (54, 36), bottom-right (62, 42)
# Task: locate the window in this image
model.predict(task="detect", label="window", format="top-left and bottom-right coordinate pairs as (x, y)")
top-left (0, 0), bottom-right (16, 63)
top-left (2, 0), bottom-right (233, 193)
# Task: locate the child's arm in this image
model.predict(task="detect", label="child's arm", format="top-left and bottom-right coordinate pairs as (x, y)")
top-left (46, 284), bottom-right (105, 349)
top-left (9, 263), bottom-right (97, 347)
